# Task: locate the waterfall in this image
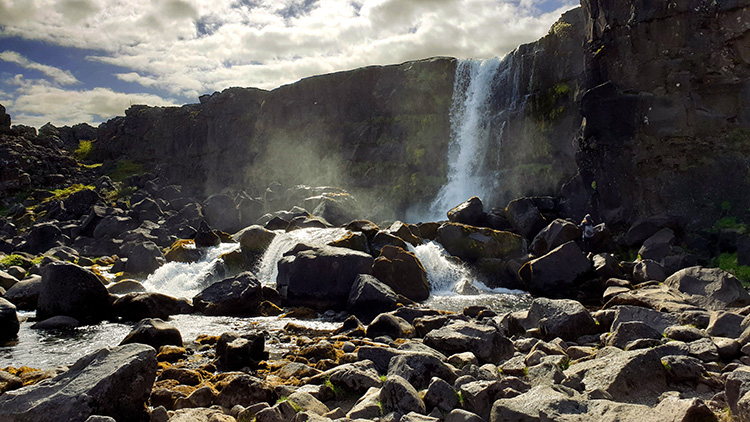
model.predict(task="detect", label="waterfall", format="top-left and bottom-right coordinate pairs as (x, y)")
top-left (411, 241), bottom-right (474, 294)
top-left (428, 58), bottom-right (503, 218)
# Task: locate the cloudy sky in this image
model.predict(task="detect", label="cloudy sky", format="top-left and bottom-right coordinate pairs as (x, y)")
top-left (0, 0), bottom-right (577, 128)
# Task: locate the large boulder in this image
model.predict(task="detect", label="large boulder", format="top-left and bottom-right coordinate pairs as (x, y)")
top-left (37, 262), bottom-right (110, 322)
top-left (380, 375), bottom-right (426, 415)
top-left (0, 297), bottom-right (19, 340)
top-left (387, 353), bottom-right (458, 389)
top-left (347, 274), bottom-right (400, 323)
top-left (447, 197), bottom-right (486, 227)
top-left (276, 245), bottom-right (373, 310)
top-left (3, 275), bottom-right (42, 311)
top-left (529, 219), bottom-right (581, 257)
top-left (518, 241), bottom-right (592, 298)
top-left (0, 343), bottom-right (157, 422)
top-left (664, 266), bottom-right (750, 310)
top-left (111, 292), bottom-right (192, 321)
top-left (638, 228), bottom-right (675, 262)
top-left (311, 194), bottom-right (359, 227)
top-left (437, 223), bottom-right (527, 263)
top-left (215, 332), bottom-right (268, 371)
top-left (131, 198), bottom-right (163, 223)
top-left (371, 245), bottom-right (430, 302)
top-left (93, 216), bottom-right (138, 239)
top-left (525, 298), bottom-right (599, 341)
top-left (505, 198), bottom-right (547, 240)
top-left (203, 194), bottom-right (242, 233)
top-left (23, 223), bottom-right (65, 255)
top-left (124, 241), bottom-right (165, 275)
top-left (193, 272), bottom-right (264, 316)
top-left (119, 318), bottom-right (182, 349)
top-left (234, 225), bottom-right (276, 254)
top-left (423, 320), bottom-right (514, 364)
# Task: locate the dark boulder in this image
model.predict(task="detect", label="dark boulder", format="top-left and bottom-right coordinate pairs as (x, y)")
top-left (447, 197), bottom-right (486, 227)
top-left (606, 321), bottom-right (662, 350)
top-left (0, 343), bottom-right (157, 422)
top-left (632, 259), bottom-right (667, 283)
top-left (194, 221), bottom-right (220, 248)
top-left (387, 221), bottom-right (422, 247)
top-left (111, 293), bottom-right (192, 321)
top-left (277, 245), bottom-right (373, 310)
top-left (529, 219), bottom-right (580, 257)
top-left (505, 198), bottom-right (547, 240)
top-left (193, 272), bottom-right (264, 316)
top-left (23, 223), bottom-right (65, 255)
top-left (638, 228), bottom-right (675, 262)
top-left (124, 241), bottom-right (165, 275)
top-left (525, 298), bottom-right (599, 341)
top-left (366, 313), bottom-right (415, 339)
top-left (387, 353), bottom-right (457, 390)
top-left (371, 246), bottom-right (430, 302)
top-left (739, 235), bottom-right (750, 267)
top-left (518, 241), bottom-right (592, 298)
top-left (624, 216), bottom-right (679, 247)
top-left (37, 262), bottom-right (109, 322)
top-left (371, 231), bottom-right (409, 255)
top-left (203, 194), bottom-right (242, 233)
top-left (0, 298), bottom-right (19, 340)
top-left (3, 275), bottom-right (42, 311)
top-left (131, 198), bottom-right (163, 223)
top-left (437, 223), bottom-right (527, 263)
top-left (237, 195), bottom-right (264, 228)
top-left (380, 375), bottom-right (426, 415)
top-left (235, 225), bottom-right (276, 254)
top-left (93, 216), bottom-right (138, 239)
top-left (345, 220), bottom-right (381, 240)
top-left (312, 194), bottom-right (359, 227)
top-left (215, 332), bottom-right (268, 371)
top-left (347, 274), bottom-right (400, 323)
top-left (120, 318), bottom-right (182, 349)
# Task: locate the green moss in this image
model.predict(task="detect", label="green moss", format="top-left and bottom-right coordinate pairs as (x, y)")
top-left (108, 160), bottom-right (144, 182)
top-left (73, 140), bottom-right (95, 161)
top-left (714, 252), bottom-right (750, 287)
top-left (661, 359), bottom-right (672, 372)
top-left (79, 163), bottom-right (103, 169)
top-left (713, 217), bottom-right (747, 232)
top-left (549, 21), bottom-right (574, 38)
top-left (0, 254), bottom-right (28, 268)
top-left (43, 184), bottom-right (96, 203)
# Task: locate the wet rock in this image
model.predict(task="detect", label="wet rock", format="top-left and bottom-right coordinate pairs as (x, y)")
top-left (387, 221), bottom-right (422, 247)
top-left (380, 375), bottom-right (426, 415)
top-left (505, 198), bottom-right (547, 240)
top-left (0, 298), bottom-right (19, 340)
top-left (3, 275), bottom-right (42, 310)
top-left (107, 279), bottom-right (146, 295)
top-left (328, 230), bottom-right (369, 253)
top-left (112, 292), bottom-right (192, 321)
top-left (347, 274), bottom-right (399, 323)
top-left (0, 343), bottom-right (157, 422)
top-left (437, 223), bottom-right (527, 263)
top-left (124, 241), bottom-right (165, 275)
top-left (193, 272), bottom-right (263, 316)
top-left (277, 245), bottom-right (373, 311)
top-left (37, 262), bottom-right (109, 322)
top-left (664, 266), bottom-right (750, 310)
top-left (235, 225), bottom-right (276, 254)
top-left (447, 197), bottom-right (486, 227)
top-left (525, 298), bottom-right (599, 341)
top-left (194, 221), bottom-right (220, 248)
top-left (215, 332), bottom-right (267, 371)
top-left (366, 313), bottom-right (415, 339)
top-left (423, 320), bottom-right (514, 364)
top-left (120, 318), bottom-right (182, 349)
top-left (518, 241), bottom-right (592, 298)
top-left (31, 315), bottom-right (80, 330)
top-left (529, 219), bottom-right (581, 257)
top-left (164, 239), bottom-right (203, 263)
top-left (371, 245), bottom-right (429, 302)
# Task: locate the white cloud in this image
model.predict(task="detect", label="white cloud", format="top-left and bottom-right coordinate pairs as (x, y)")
top-left (8, 80), bottom-right (177, 127)
top-left (0, 50), bottom-right (80, 85)
top-left (1, 0), bottom-right (578, 125)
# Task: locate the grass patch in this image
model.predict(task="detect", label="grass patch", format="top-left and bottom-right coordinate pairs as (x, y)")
top-left (79, 163), bottom-right (103, 169)
top-left (456, 391), bottom-right (465, 407)
top-left (714, 216), bottom-right (747, 232)
top-left (661, 359), bottom-right (672, 372)
top-left (324, 377), bottom-right (344, 397)
top-left (0, 254), bottom-right (29, 268)
top-left (715, 252), bottom-right (750, 286)
top-left (108, 159), bottom-right (144, 182)
top-left (73, 140), bottom-right (95, 161)
top-left (276, 397), bottom-right (302, 413)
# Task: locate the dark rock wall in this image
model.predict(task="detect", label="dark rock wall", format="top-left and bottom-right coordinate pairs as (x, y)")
top-left (577, 0), bottom-right (750, 227)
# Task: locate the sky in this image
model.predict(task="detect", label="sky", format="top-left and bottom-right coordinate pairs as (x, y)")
top-left (0, 0), bottom-right (578, 128)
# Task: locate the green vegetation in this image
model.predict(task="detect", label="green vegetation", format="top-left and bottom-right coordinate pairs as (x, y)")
top-left (713, 217), bottom-right (747, 232)
top-left (73, 140), bottom-right (95, 161)
top-left (276, 397), bottom-right (302, 413)
top-left (661, 359), bottom-right (672, 372)
top-left (43, 184), bottom-right (96, 203)
top-left (324, 377), bottom-right (344, 397)
top-left (558, 358), bottom-right (571, 371)
top-left (0, 254), bottom-right (28, 268)
top-left (715, 252), bottom-right (750, 286)
top-left (108, 159), bottom-right (144, 182)
top-left (549, 21), bottom-right (574, 38)
top-left (79, 163), bottom-right (103, 169)
top-left (456, 391), bottom-right (465, 407)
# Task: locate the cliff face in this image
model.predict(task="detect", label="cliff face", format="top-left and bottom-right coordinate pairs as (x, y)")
top-left (577, 0), bottom-right (750, 227)
top-left (94, 58), bottom-right (456, 216)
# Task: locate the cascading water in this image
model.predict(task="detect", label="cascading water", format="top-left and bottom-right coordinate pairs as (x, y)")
top-left (428, 58), bottom-right (502, 218)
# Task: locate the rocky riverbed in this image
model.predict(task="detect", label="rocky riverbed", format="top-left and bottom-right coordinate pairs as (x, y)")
top-left (2, 119), bottom-right (750, 422)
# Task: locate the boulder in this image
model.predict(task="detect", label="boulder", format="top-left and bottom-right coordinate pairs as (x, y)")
top-left (371, 246), bottom-right (430, 302)
top-left (328, 360), bottom-right (383, 394)
top-left (632, 259), bottom-right (667, 283)
top-left (346, 387), bottom-right (382, 419)
top-left (214, 373), bottom-right (275, 409)
top-left (93, 216), bottom-right (138, 239)
top-left (193, 272), bottom-right (264, 316)
top-left (459, 380), bottom-right (503, 421)
top-left (606, 321), bottom-right (662, 350)
top-left (124, 241), bottom-right (165, 274)
top-left (107, 280), bottom-right (146, 295)
top-left (203, 194), bottom-right (241, 233)
top-left (664, 266), bottom-right (750, 310)
top-left (276, 245), bottom-right (373, 310)
top-left (366, 313), bottom-right (415, 339)
top-left (37, 262), bottom-right (110, 322)
top-left (706, 311), bottom-right (745, 338)
top-left (0, 298), bottom-right (19, 340)
top-left (312, 194), bottom-right (359, 227)
top-left (529, 219), bottom-right (581, 257)
top-left (23, 223), bottom-right (65, 255)
top-left (194, 221), bottom-right (220, 248)
top-left (447, 197), bottom-right (486, 227)
top-left (387, 353), bottom-right (458, 390)
top-left (505, 198), bottom-right (547, 240)
top-left (131, 198), bottom-right (163, 223)
top-left (237, 195), bottom-right (265, 228)
top-left (164, 240), bottom-right (203, 263)
top-left (380, 375), bottom-right (426, 415)
top-left (525, 298), bottom-right (599, 341)
top-left (423, 320), bottom-right (514, 364)
top-left (592, 253), bottom-right (623, 280)
top-left (371, 231), bottom-right (409, 255)
top-left (437, 223), bottom-right (527, 263)
top-left (215, 332), bottom-right (268, 371)
top-left (328, 231), bottom-right (369, 253)
top-left (387, 221), bottom-right (422, 247)
top-left (611, 305), bottom-right (679, 334)
top-left (235, 225), bottom-right (276, 254)
top-left (603, 284), bottom-right (697, 313)
top-left (423, 377), bottom-right (458, 412)
top-left (0, 271), bottom-right (18, 291)
top-left (120, 318), bottom-right (182, 349)
top-left (31, 315), bottom-right (80, 330)
top-left (490, 385), bottom-right (583, 422)
top-left (347, 274), bottom-right (400, 323)
top-left (111, 292), bottom-right (192, 321)
top-left (624, 216), bottom-right (679, 247)
top-left (0, 343), bottom-right (157, 422)
top-left (638, 228), bottom-right (675, 262)
top-left (518, 241), bottom-right (592, 298)
top-left (3, 275), bottom-right (42, 310)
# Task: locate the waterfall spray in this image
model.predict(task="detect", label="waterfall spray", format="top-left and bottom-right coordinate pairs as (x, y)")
top-left (429, 58), bottom-right (502, 218)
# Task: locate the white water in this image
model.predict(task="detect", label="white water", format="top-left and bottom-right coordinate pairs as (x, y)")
top-left (256, 227), bottom-right (349, 285)
top-left (141, 242), bottom-right (240, 299)
top-left (428, 58), bottom-right (503, 219)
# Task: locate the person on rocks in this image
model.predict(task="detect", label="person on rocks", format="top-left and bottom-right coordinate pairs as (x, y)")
top-left (580, 214), bottom-right (595, 253)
